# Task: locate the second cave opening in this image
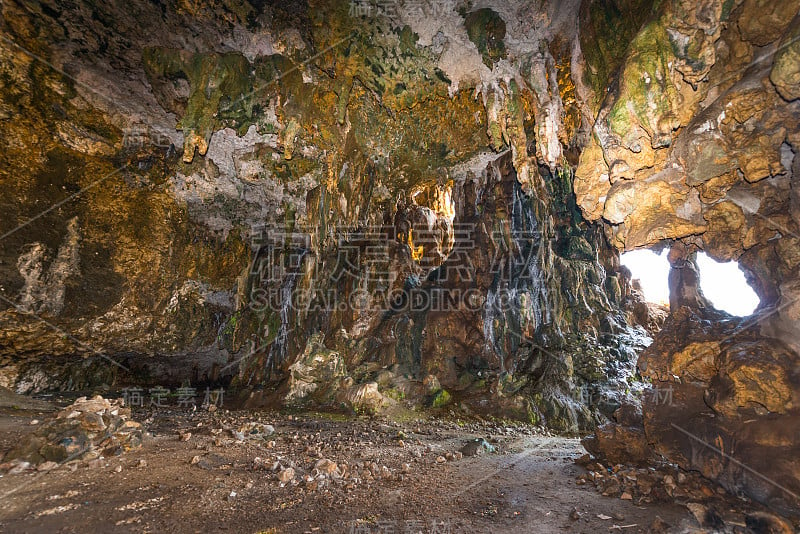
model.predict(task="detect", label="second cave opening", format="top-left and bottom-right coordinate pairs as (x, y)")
top-left (621, 249), bottom-right (759, 316)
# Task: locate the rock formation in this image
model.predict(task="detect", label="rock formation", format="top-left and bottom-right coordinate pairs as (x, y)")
top-left (0, 0), bottom-right (655, 434)
top-left (576, 0), bottom-right (800, 516)
top-left (0, 0), bottom-right (798, 519)
top-left (2, 395), bottom-right (143, 468)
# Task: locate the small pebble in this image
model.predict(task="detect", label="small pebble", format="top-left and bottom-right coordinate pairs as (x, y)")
top-left (36, 461), bottom-right (59, 472)
top-left (278, 467), bottom-right (295, 484)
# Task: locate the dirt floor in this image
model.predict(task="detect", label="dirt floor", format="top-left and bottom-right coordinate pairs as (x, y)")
top-left (0, 396), bottom-right (728, 533)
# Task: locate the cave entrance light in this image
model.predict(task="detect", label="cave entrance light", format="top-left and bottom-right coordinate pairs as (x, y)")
top-left (620, 249), bottom-right (759, 316)
top-left (620, 249), bottom-right (671, 307)
top-left (695, 252), bottom-right (759, 316)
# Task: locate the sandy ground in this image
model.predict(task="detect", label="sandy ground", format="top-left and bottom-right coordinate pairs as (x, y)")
top-left (0, 402), bottom-right (697, 534)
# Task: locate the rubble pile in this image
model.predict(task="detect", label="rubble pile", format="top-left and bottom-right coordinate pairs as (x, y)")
top-left (575, 455), bottom-right (797, 533)
top-left (184, 414), bottom-right (507, 494)
top-left (1, 395), bottom-right (144, 471)
top-left (575, 454), bottom-right (722, 504)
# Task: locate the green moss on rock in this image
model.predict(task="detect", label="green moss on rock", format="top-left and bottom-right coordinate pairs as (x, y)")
top-left (143, 48), bottom-right (253, 162)
top-left (579, 0), bottom-right (660, 109)
top-left (463, 8), bottom-right (507, 69)
top-left (431, 389), bottom-right (451, 408)
top-left (606, 20), bottom-right (678, 148)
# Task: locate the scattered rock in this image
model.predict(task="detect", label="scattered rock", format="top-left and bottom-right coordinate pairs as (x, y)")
top-left (2, 396), bottom-right (143, 467)
top-left (649, 516), bottom-right (671, 533)
top-left (8, 461), bottom-right (31, 474)
top-left (380, 465), bottom-right (392, 479)
top-left (87, 458), bottom-right (105, 469)
top-left (314, 458), bottom-right (338, 475)
top-left (235, 422), bottom-right (275, 441)
top-left (36, 461), bottom-right (59, 472)
top-left (343, 382), bottom-right (389, 414)
top-left (581, 423), bottom-right (653, 467)
top-left (459, 438), bottom-right (495, 457)
top-left (686, 503), bottom-right (724, 529)
top-left (278, 467), bottom-right (295, 485)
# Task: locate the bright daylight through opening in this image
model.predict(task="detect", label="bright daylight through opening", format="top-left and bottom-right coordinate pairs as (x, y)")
top-left (620, 249), bottom-right (671, 307)
top-left (621, 250), bottom-right (759, 316)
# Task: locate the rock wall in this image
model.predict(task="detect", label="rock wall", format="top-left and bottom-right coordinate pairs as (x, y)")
top-left (239, 150), bottom-right (652, 431)
top-left (0, 0), bottom-right (655, 431)
top-left (574, 0), bottom-right (800, 314)
top-left (577, 0), bottom-right (800, 516)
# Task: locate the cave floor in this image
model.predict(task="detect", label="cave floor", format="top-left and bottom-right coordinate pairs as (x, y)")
top-left (0, 404), bottom-right (697, 533)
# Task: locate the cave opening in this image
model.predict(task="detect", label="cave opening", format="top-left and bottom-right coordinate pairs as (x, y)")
top-left (621, 249), bottom-right (760, 316)
top-left (694, 252), bottom-right (760, 316)
top-left (620, 249), bottom-right (670, 306)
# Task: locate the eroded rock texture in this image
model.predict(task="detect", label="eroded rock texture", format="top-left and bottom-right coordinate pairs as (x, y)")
top-left (0, 0), bottom-right (799, 517)
top-left (0, 0), bottom-right (659, 432)
top-left (638, 306), bottom-right (800, 516)
top-left (577, 0), bottom-right (800, 515)
top-left (240, 151), bottom-right (652, 431)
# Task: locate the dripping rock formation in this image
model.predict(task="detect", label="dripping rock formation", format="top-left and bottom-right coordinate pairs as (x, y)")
top-left (0, 0), bottom-right (799, 527)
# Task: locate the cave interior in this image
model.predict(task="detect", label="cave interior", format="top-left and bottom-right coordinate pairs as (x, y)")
top-left (0, 0), bottom-right (799, 532)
